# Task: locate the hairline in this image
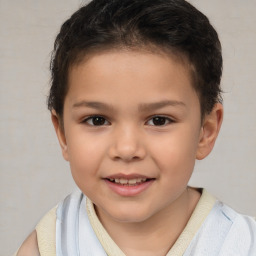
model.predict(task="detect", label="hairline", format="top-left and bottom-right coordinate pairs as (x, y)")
top-left (66, 44), bottom-right (204, 111)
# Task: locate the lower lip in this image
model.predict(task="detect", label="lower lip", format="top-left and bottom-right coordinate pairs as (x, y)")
top-left (104, 179), bottom-right (154, 197)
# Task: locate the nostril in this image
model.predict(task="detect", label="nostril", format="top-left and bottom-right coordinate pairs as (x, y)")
top-left (108, 136), bottom-right (146, 161)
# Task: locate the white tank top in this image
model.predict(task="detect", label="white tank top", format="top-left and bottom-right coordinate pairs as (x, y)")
top-left (35, 188), bottom-right (256, 256)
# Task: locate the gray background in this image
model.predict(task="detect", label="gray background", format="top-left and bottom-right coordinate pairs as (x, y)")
top-left (0, 0), bottom-right (255, 255)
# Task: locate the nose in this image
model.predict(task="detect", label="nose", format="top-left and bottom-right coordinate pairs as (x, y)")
top-left (108, 125), bottom-right (146, 162)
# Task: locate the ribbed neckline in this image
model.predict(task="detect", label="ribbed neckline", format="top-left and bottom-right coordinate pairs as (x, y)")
top-left (86, 188), bottom-right (216, 256)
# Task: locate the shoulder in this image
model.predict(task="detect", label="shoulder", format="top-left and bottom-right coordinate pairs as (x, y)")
top-left (216, 202), bottom-right (256, 231)
top-left (16, 230), bottom-right (40, 256)
top-left (16, 206), bottom-right (58, 256)
top-left (185, 199), bottom-right (256, 255)
top-left (210, 201), bottom-right (256, 235)
top-left (211, 201), bottom-right (256, 254)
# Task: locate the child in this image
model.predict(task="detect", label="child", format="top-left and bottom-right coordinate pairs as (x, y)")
top-left (16, 0), bottom-right (256, 255)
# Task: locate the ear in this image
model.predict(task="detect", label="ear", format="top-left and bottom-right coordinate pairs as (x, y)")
top-left (196, 103), bottom-right (223, 160)
top-left (51, 110), bottom-right (69, 161)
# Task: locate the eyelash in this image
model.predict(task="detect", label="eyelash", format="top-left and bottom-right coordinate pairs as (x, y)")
top-left (82, 115), bottom-right (174, 127)
top-left (147, 116), bottom-right (174, 126)
top-left (82, 115), bottom-right (110, 126)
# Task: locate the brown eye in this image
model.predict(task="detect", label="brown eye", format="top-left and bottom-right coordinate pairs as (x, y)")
top-left (84, 116), bottom-right (109, 126)
top-left (147, 116), bottom-right (173, 126)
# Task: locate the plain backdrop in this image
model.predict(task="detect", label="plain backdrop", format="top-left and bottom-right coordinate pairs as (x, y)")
top-left (0, 0), bottom-right (255, 255)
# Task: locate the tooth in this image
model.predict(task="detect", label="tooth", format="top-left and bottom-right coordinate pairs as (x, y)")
top-left (141, 178), bottom-right (147, 182)
top-left (115, 178), bottom-right (120, 183)
top-left (128, 179), bottom-right (137, 185)
top-left (109, 178), bottom-right (114, 181)
top-left (136, 178), bottom-right (142, 183)
top-left (120, 178), bottom-right (128, 184)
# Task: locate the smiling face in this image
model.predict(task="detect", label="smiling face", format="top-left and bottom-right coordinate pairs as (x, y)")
top-left (52, 50), bottom-right (222, 224)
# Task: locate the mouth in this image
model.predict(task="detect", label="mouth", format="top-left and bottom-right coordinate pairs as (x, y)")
top-left (106, 177), bottom-right (154, 186)
top-left (103, 174), bottom-right (155, 196)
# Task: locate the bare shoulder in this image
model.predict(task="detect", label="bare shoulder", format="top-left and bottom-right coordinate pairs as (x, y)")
top-left (16, 230), bottom-right (40, 256)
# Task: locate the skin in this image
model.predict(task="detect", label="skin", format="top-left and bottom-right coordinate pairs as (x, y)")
top-left (18, 49), bottom-right (223, 255)
top-left (16, 230), bottom-right (40, 256)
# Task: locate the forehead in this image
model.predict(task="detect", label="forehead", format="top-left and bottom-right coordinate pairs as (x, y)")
top-left (65, 49), bottom-right (199, 109)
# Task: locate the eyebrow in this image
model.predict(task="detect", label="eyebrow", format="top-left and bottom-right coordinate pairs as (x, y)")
top-left (73, 101), bottom-right (114, 111)
top-left (138, 100), bottom-right (186, 112)
top-left (72, 100), bottom-right (185, 111)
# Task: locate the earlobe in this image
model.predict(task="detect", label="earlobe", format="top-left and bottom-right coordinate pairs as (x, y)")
top-left (51, 110), bottom-right (69, 161)
top-left (196, 103), bottom-right (223, 160)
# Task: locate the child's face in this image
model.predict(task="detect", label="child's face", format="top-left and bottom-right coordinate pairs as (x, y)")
top-left (54, 50), bottom-right (212, 223)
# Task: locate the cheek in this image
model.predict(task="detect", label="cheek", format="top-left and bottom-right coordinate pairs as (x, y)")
top-left (66, 133), bottom-right (107, 182)
top-left (151, 127), bottom-right (200, 173)
top-left (155, 133), bottom-right (198, 197)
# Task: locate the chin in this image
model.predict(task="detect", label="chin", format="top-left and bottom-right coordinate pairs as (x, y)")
top-left (109, 206), bottom-right (153, 224)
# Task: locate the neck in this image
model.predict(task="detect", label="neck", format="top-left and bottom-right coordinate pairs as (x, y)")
top-left (96, 187), bottom-right (201, 256)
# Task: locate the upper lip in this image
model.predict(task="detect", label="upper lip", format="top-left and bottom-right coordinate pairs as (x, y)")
top-left (104, 173), bottom-right (153, 180)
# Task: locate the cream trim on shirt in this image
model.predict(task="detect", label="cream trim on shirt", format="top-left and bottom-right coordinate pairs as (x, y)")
top-left (86, 188), bottom-right (216, 256)
top-left (86, 198), bottom-right (126, 256)
top-left (166, 189), bottom-right (216, 255)
top-left (23, 188), bottom-right (215, 256)
top-left (35, 206), bottom-right (57, 256)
